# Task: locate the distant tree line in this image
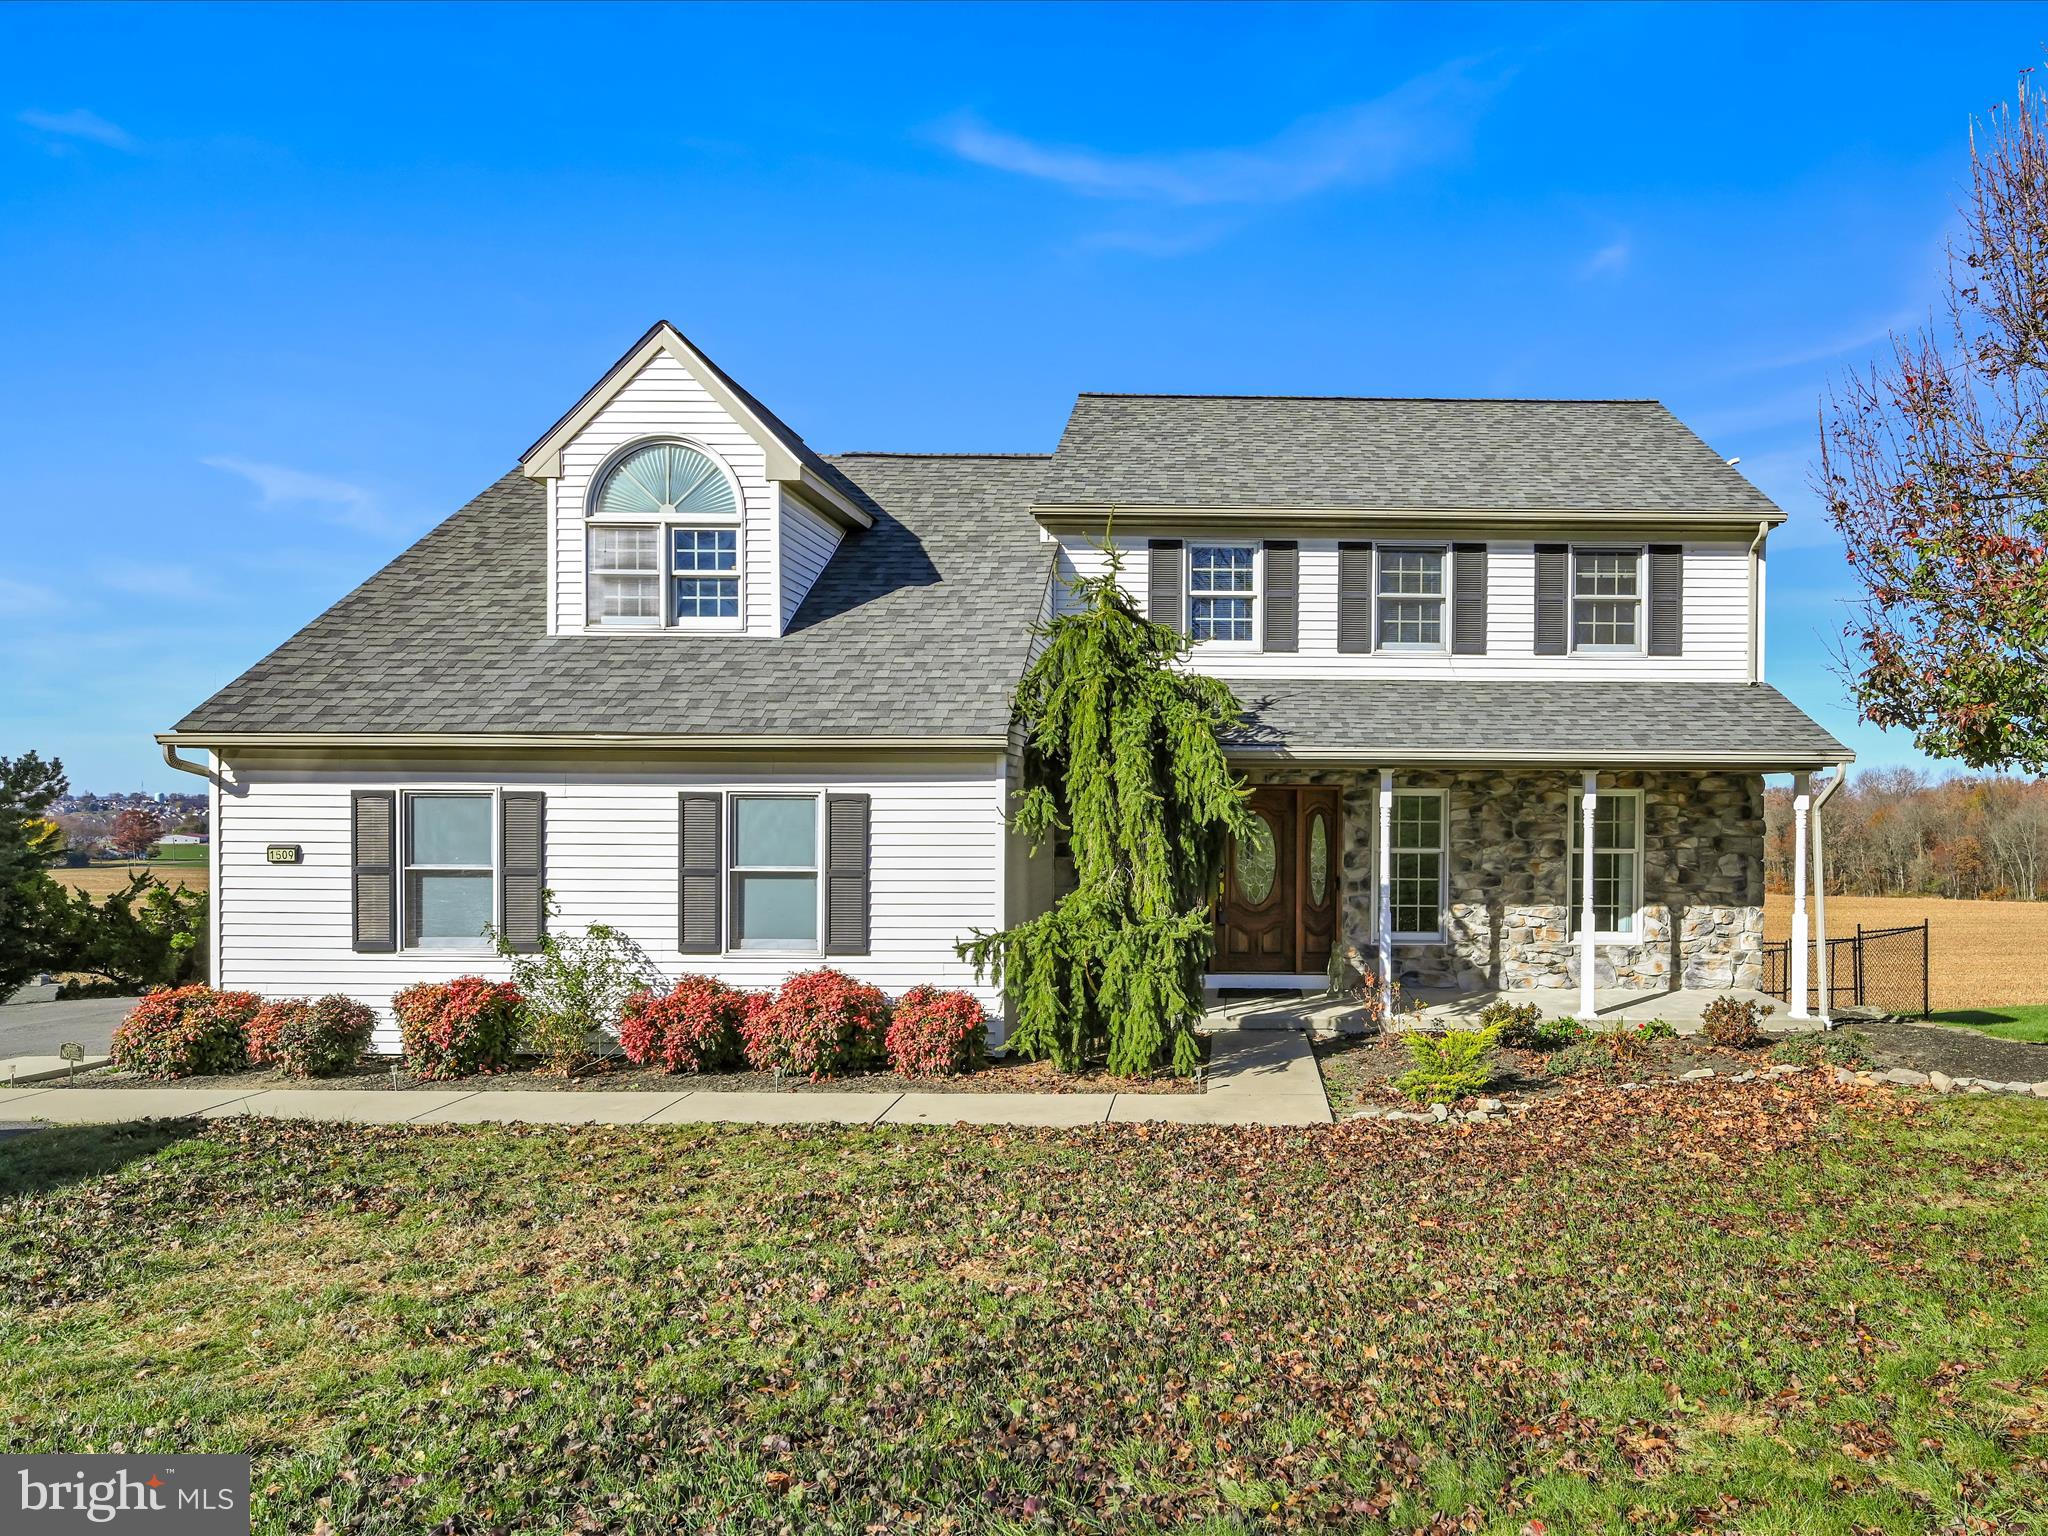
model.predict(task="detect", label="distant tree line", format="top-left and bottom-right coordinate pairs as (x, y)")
top-left (1766, 771), bottom-right (2048, 901)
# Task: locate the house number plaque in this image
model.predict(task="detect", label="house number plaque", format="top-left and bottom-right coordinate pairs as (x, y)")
top-left (266, 844), bottom-right (303, 865)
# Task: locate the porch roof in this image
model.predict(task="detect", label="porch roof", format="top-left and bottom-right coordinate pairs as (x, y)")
top-left (1222, 679), bottom-right (1850, 769)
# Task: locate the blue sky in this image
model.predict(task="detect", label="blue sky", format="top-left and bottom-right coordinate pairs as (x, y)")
top-left (0, 2), bottom-right (2035, 790)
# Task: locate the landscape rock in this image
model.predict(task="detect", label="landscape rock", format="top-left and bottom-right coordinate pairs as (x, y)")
top-left (1883, 1068), bottom-right (1930, 1087)
top-left (1430, 1103), bottom-right (1450, 1122)
top-left (1834, 1067), bottom-right (1860, 1084)
top-left (1731, 1071), bottom-right (1755, 1083)
top-left (1681, 1067), bottom-right (1715, 1081)
top-left (2035, 1083), bottom-right (2048, 1098)
top-left (1929, 1072), bottom-right (1955, 1093)
top-left (1475, 1098), bottom-right (1504, 1113)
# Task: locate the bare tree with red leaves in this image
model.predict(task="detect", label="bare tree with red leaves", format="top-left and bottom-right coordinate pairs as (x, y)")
top-left (1821, 67), bottom-right (2048, 771)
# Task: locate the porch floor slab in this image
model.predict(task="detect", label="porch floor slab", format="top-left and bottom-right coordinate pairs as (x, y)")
top-left (1209, 986), bottom-right (1812, 1036)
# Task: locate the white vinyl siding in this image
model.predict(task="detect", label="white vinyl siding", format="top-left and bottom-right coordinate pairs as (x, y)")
top-left (550, 351), bottom-right (779, 636)
top-left (1056, 535), bottom-right (1750, 679)
top-left (778, 487), bottom-right (843, 627)
top-left (213, 753), bottom-right (1010, 1053)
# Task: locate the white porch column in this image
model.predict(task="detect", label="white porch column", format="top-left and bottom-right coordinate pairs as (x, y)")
top-left (1579, 771), bottom-right (1599, 1021)
top-left (1376, 770), bottom-right (1394, 997)
top-left (1789, 771), bottom-right (1811, 1019)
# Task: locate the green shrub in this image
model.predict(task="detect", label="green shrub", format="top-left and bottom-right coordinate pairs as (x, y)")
top-left (270, 995), bottom-right (377, 1077)
top-left (1701, 994), bottom-right (1774, 1049)
top-left (1766, 1030), bottom-right (1872, 1069)
top-left (1549, 1038), bottom-right (1619, 1082)
top-left (1394, 1025), bottom-right (1500, 1104)
top-left (494, 908), bottom-right (650, 1075)
top-left (1634, 1017), bottom-right (1677, 1041)
top-left (1477, 1000), bottom-right (1542, 1047)
top-left (111, 985), bottom-right (260, 1079)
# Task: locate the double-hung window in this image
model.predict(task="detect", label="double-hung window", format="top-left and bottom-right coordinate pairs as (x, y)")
top-left (730, 795), bottom-right (819, 951)
top-left (586, 440), bottom-right (742, 630)
top-left (1377, 547), bottom-right (1446, 650)
top-left (1570, 790), bottom-right (1642, 937)
top-left (405, 792), bottom-right (494, 949)
top-left (1188, 543), bottom-right (1258, 643)
top-left (1388, 791), bottom-right (1446, 940)
top-left (1572, 549), bottom-right (1643, 652)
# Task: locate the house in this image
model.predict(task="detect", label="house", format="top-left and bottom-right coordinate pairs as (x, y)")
top-left (159, 322), bottom-right (1851, 1051)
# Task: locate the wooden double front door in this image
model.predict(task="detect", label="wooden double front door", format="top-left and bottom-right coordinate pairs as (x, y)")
top-left (1214, 785), bottom-right (1341, 975)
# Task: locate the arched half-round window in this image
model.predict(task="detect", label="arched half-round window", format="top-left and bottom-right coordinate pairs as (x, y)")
top-left (593, 441), bottom-right (738, 520)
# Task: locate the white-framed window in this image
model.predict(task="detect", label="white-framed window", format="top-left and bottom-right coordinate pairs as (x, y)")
top-left (729, 794), bottom-right (820, 952)
top-left (404, 791), bottom-right (495, 950)
top-left (1572, 548), bottom-right (1643, 653)
top-left (1387, 789), bottom-right (1447, 941)
top-left (1377, 546), bottom-right (1447, 651)
top-left (586, 439), bottom-right (743, 630)
top-left (1569, 789), bottom-right (1643, 939)
top-left (1188, 542), bottom-right (1259, 644)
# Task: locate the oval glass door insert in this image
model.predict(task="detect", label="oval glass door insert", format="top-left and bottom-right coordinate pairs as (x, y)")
top-left (1308, 811), bottom-right (1330, 906)
top-left (1238, 815), bottom-right (1278, 905)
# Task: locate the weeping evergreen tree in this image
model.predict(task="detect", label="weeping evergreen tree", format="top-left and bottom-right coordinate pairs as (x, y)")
top-left (959, 550), bottom-right (1251, 1076)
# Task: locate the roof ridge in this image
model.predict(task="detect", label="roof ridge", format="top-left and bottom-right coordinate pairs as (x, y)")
top-left (1074, 392), bottom-right (1665, 405)
top-left (829, 451), bottom-right (1054, 460)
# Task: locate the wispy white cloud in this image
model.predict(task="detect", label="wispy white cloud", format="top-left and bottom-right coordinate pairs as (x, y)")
top-left (1578, 237), bottom-right (1631, 279)
top-left (933, 57), bottom-right (1502, 209)
top-left (202, 456), bottom-right (392, 535)
top-left (102, 561), bottom-right (215, 604)
top-left (0, 576), bottom-right (62, 617)
top-left (18, 107), bottom-right (136, 152)
top-left (1750, 307), bottom-right (1927, 373)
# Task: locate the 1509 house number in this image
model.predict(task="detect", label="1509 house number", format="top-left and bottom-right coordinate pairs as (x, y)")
top-left (265, 845), bottom-right (303, 865)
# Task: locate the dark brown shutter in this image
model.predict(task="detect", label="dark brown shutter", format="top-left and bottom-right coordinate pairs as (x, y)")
top-left (1647, 544), bottom-right (1683, 656)
top-left (499, 792), bottom-right (545, 953)
top-left (1534, 544), bottom-right (1569, 656)
top-left (678, 792), bottom-right (723, 954)
top-left (1452, 543), bottom-right (1488, 656)
top-left (351, 791), bottom-right (396, 953)
top-left (823, 793), bottom-right (871, 956)
top-left (1337, 541), bottom-right (1374, 653)
top-left (1262, 540), bottom-right (1298, 653)
top-left (1147, 539), bottom-right (1184, 634)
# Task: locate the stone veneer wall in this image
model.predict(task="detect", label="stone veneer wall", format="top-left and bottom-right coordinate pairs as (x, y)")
top-left (1237, 767), bottom-right (1764, 993)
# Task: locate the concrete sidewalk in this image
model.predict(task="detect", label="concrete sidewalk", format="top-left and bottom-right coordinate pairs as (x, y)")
top-left (0, 1032), bottom-right (1331, 1131)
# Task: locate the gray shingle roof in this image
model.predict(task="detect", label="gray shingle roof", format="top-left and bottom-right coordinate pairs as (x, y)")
top-left (1036, 395), bottom-right (1780, 514)
top-left (173, 456), bottom-right (1053, 740)
top-left (1227, 680), bottom-right (1849, 765)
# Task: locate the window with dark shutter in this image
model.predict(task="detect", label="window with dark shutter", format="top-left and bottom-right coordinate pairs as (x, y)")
top-left (1534, 544), bottom-right (1568, 656)
top-left (1337, 541), bottom-right (1374, 653)
top-left (678, 792), bottom-right (723, 954)
top-left (1647, 544), bottom-right (1683, 656)
top-left (1262, 541), bottom-right (1298, 653)
top-left (1452, 543), bottom-right (1488, 656)
top-left (499, 792), bottom-right (546, 953)
top-left (1147, 539), bottom-right (1184, 634)
top-left (351, 791), bottom-right (396, 953)
top-left (823, 793), bottom-right (871, 956)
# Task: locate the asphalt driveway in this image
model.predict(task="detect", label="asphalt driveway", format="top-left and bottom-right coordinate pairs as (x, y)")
top-left (0, 996), bottom-right (135, 1057)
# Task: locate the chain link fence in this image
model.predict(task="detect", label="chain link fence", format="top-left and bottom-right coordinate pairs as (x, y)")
top-left (1761, 920), bottom-right (1930, 1018)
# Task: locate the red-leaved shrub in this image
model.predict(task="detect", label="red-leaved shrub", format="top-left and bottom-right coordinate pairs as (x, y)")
top-left (618, 976), bottom-right (753, 1073)
top-left (392, 977), bottom-right (523, 1080)
top-left (273, 995), bottom-right (377, 1077)
top-left (246, 998), bottom-right (293, 1065)
top-left (885, 985), bottom-right (988, 1077)
top-left (111, 985), bottom-right (262, 1079)
top-left (741, 968), bottom-right (889, 1079)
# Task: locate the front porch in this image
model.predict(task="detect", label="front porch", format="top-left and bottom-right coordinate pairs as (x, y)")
top-left (1205, 983), bottom-right (1809, 1036)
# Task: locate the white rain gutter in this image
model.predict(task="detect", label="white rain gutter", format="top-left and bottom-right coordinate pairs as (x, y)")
top-left (1747, 519), bottom-right (1769, 685)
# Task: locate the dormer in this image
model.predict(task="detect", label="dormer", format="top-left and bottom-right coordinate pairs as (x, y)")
top-left (521, 322), bottom-right (872, 637)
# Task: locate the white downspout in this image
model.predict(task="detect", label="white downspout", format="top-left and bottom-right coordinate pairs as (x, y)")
top-left (1788, 771), bottom-right (1811, 1019)
top-left (1376, 769), bottom-right (1394, 1001)
top-left (1579, 771), bottom-right (1599, 1021)
top-left (1747, 520), bottom-right (1768, 685)
top-left (1810, 765), bottom-right (1846, 1026)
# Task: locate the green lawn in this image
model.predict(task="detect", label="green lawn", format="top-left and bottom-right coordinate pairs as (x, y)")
top-left (1930, 1005), bottom-right (2048, 1044)
top-left (148, 843), bottom-right (208, 864)
top-left (3, 1087), bottom-right (2046, 1534)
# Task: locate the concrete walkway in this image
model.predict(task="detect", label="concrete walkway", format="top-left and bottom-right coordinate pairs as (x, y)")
top-left (0, 1032), bottom-right (1330, 1131)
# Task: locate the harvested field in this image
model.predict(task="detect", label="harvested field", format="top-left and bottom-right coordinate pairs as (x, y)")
top-left (1764, 892), bottom-right (2048, 1012)
top-left (50, 863), bottom-right (209, 899)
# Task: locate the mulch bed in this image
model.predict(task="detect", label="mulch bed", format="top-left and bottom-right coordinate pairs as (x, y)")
top-left (64, 1050), bottom-right (1203, 1097)
top-left (1854, 1015), bottom-right (2048, 1082)
top-left (1315, 1031), bottom-right (1792, 1115)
